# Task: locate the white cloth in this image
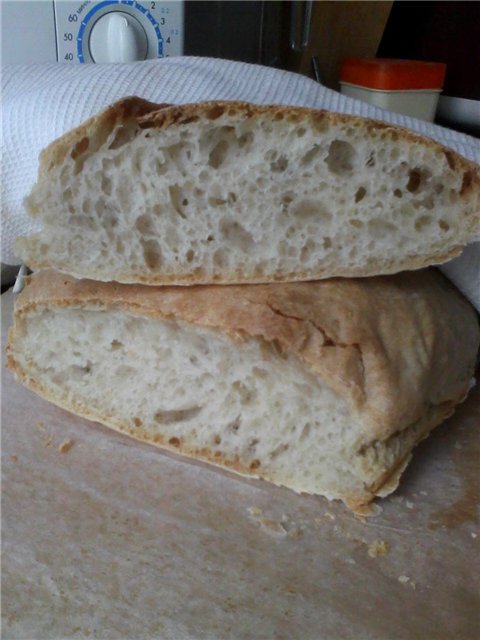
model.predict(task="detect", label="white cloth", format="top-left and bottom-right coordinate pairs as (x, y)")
top-left (2, 57), bottom-right (479, 307)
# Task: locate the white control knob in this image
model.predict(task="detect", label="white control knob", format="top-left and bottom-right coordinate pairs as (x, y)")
top-left (89, 12), bottom-right (148, 63)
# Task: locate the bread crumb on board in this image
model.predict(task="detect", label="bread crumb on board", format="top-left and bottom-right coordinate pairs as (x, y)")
top-left (247, 507), bottom-right (303, 539)
top-left (368, 540), bottom-right (390, 558)
top-left (9, 454), bottom-right (18, 462)
top-left (58, 439), bottom-right (74, 454)
top-left (42, 434), bottom-right (53, 448)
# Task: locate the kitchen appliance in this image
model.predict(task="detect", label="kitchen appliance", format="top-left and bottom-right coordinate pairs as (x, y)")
top-left (1, 0), bottom-right (184, 63)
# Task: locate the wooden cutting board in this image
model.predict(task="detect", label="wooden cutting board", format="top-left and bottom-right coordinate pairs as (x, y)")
top-left (2, 288), bottom-right (479, 639)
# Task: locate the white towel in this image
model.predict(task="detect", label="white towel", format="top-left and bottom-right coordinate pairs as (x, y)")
top-left (2, 57), bottom-right (479, 307)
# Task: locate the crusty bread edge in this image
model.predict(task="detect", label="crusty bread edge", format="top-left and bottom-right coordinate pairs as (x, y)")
top-left (5, 341), bottom-right (466, 512)
top-left (39, 97), bottom-right (480, 197)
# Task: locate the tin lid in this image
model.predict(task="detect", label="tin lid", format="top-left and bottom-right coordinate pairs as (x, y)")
top-left (340, 58), bottom-right (446, 91)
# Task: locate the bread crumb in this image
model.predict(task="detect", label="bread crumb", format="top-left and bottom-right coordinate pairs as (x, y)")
top-left (471, 532), bottom-right (477, 539)
top-left (398, 575), bottom-right (410, 584)
top-left (405, 500), bottom-right (414, 509)
top-left (58, 439), bottom-right (74, 454)
top-left (287, 526), bottom-right (303, 539)
top-left (410, 581), bottom-right (416, 590)
top-left (42, 434), bottom-right (53, 448)
top-left (367, 540), bottom-right (390, 558)
top-left (9, 454), bottom-right (18, 462)
top-left (324, 511), bottom-right (335, 521)
top-left (247, 506), bottom-right (263, 517)
top-left (259, 518), bottom-right (288, 537)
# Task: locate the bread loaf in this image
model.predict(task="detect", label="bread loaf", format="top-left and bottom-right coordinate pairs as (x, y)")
top-left (7, 269), bottom-right (479, 509)
top-left (16, 98), bottom-right (479, 285)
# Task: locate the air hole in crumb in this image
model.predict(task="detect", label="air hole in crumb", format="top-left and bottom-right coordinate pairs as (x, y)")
top-left (108, 126), bottom-right (136, 150)
top-left (182, 198), bottom-right (189, 206)
top-left (394, 189), bottom-right (403, 198)
top-left (270, 155), bottom-right (288, 172)
top-left (270, 443), bottom-right (289, 459)
top-left (155, 407), bottom-right (201, 424)
top-left (208, 139), bottom-right (229, 169)
top-left (169, 437), bottom-right (180, 447)
top-left (438, 219), bottom-right (450, 232)
top-left (366, 152), bottom-right (375, 167)
top-left (141, 239), bottom-right (162, 269)
top-left (368, 219), bottom-right (397, 238)
top-left (323, 237), bottom-right (332, 249)
top-left (296, 127), bottom-right (306, 137)
top-left (282, 191), bottom-right (295, 205)
top-left (169, 185), bottom-right (187, 219)
top-left (213, 435), bottom-right (221, 445)
top-left (407, 169), bottom-right (421, 193)
top-left (238, 131), bottom-right (254, 147)
top-left (299, 423), bottom-right (311, 441)
top-left (349, 218), bottom-right (363, 228)
top-left (250, 459), bottom-right (261, 470)
top-left (155, 159), bottom-right (166, 175)
top-left (406, 168), bottom-right (431, 193)
top-left (326, 140), bottom-right (356, 174)
top-left (301, 145), bottom-right (320, 166)
top-left (213, 248), bottom-right (227, 267)
top-left (133, 417), bottom-right (142, 427)
top-left (110, 339), bottom-right (122, 350)
top-left (228, 192), bottom-right (237, 203)
top-left (461, 170), bottom-right (474, 194)
top-left (71, 136), bottom-right (89, 159)
top-left (228, 417), bottom-right (241, 433)
top-left (101, 176), bottom-right (112, 196)
top-left (219, 219), bottom-right (254, 250)
top-left (209, 196), bottom-right (227, 207)
top-left (355, 186), bottom-right (366, 202)
top-left (135, 214), bottom-right (154, 234)
top-left (414, 215), bottom-right (433, 231)
top-left (293, 200), bottom-right (332, 223)
top-left (186, 249), bottom-right (195, 263)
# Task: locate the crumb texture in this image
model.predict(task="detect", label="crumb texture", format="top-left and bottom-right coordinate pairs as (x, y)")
top-left (17, 100), bottom-right (480, 283)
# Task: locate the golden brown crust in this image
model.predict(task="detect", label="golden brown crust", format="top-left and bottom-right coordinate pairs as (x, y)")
top-left (38, 97), bottom-right (171, 178)
top-left (10, 269), bottom-right (480, 446)
top-left (37, 97), bottom-right (480, 200)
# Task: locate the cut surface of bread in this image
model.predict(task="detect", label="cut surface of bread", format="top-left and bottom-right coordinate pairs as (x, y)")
top-left (7, 269), bottom-right (479, 509)
top-left (17, 98), bottom-right (480, 285)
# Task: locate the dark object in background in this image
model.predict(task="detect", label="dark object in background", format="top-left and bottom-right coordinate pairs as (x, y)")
top-left (378, 1), bottom-right (480, 136)
top-left (184, 1), bottom-right (288, 68)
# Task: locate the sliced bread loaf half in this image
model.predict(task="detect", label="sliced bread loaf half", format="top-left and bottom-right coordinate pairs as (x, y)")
top-left (7, 269), bottom-right (479, 509)
top-left (16, 98), bottom-right (480, 284)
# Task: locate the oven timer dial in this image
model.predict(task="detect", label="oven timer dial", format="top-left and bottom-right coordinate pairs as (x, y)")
top-left (55, 1), bottom-right (183, 63)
